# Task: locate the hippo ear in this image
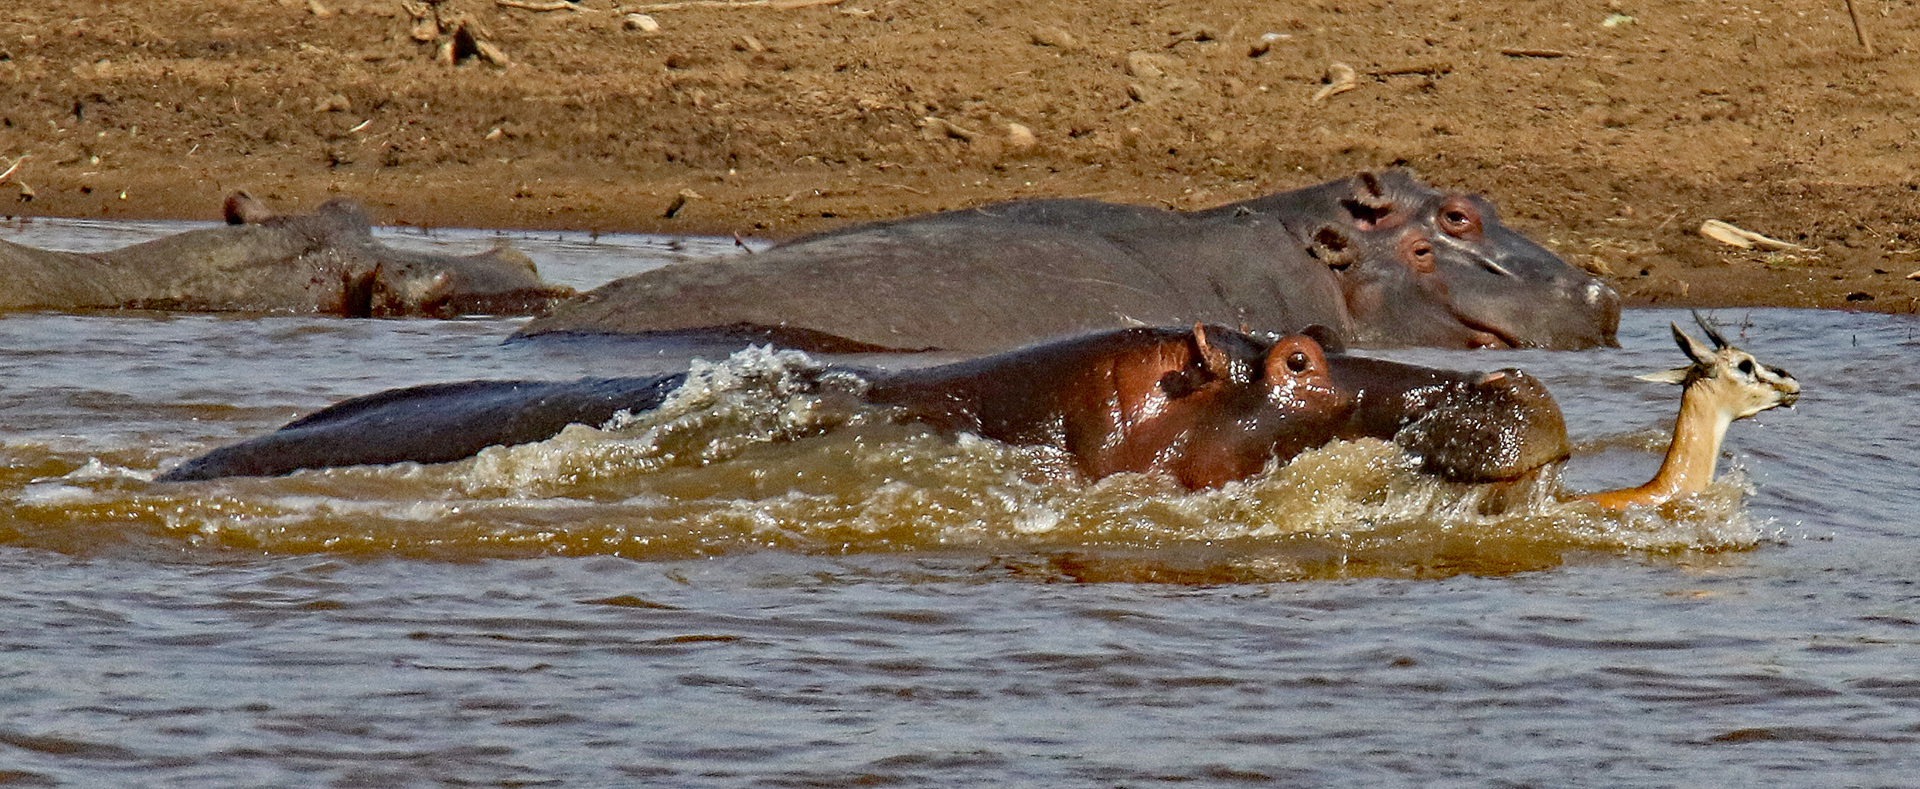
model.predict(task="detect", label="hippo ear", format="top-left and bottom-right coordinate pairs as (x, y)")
top-left (1308, 227), bottom-right (1360, 270)
top-left (222, 191), bottom-right (273, 225)
top-left (1336, 172), bottom-right (1396, 229)
top-left (1300, 325), bottom-right (1346, 355)
top-left (1357, 171), bottom-right (1392, 208)
top-left (1191, 323), bottom-right (1232, 378)
top-left (1158, 324), bottom-right (1227, 399)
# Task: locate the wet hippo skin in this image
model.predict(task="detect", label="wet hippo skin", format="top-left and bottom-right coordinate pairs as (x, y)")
top-left (161, 324), bottom-right (1570, 487)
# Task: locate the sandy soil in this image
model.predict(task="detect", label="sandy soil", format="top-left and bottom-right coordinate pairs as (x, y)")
top-left (4, 0), bottom-right (1919, 312)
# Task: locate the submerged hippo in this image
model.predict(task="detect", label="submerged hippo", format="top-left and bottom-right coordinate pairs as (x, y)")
top-left (0, 193), bottom-right (573, 316)
top-left (160, 324), bottom-right (1570, 487)
top-left (518, 170), bottom-right (1619, 352)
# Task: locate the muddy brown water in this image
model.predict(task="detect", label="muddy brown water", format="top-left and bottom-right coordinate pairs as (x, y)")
top-left (0, 219), bottom-right (1915, 787)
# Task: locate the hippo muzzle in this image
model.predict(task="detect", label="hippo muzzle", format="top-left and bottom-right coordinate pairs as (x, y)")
top-left (1331, 359), bottom-right (1570, 482)
top-left (1437, 211), bottom-right (1622, 350)
top-left (1388, 368), bottom-right (1569, 482)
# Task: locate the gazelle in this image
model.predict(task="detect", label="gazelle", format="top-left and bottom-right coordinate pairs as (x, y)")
top-left (1581, 314), bottom-right (1799, 510)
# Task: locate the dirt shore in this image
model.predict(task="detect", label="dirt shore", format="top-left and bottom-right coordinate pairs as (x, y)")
top-left (4, 0), bottom-right (1918, 312)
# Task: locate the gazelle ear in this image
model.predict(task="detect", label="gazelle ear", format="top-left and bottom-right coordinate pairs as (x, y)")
top-left (1670, 323), bottom-right (1715, 366)
top-left (1637, 367), bottom-right (1690, 385)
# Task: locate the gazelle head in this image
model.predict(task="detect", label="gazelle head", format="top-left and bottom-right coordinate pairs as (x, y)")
top-left (1579, 312), bottom-right (1799, 510)
top-left (1638, 312), bottom-right (1799, 419)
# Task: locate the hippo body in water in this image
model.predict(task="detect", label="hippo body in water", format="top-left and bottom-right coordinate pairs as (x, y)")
top-left (518, 170), bottom-right (1618, 352)
top-left (160, 325), bottom-right (1570, 488)
top-left (0, 194), bottom-right (572, 316)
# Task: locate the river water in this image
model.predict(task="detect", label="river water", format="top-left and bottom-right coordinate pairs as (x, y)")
top-left (1, 218), bottom-right (1915, 787)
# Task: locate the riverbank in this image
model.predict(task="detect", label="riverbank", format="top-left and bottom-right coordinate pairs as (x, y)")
top-left (4, 0), bottom-right (1918, 312)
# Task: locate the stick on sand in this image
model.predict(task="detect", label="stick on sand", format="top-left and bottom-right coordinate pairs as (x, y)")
top-left (1844, 0), bottom-right (1876, 56)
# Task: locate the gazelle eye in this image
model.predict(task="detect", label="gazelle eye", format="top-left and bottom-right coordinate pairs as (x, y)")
top-left (1737, 359), bottom-right (1755, 375)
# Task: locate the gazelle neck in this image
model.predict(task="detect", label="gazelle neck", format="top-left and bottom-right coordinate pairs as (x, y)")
top-left (1581, 382), bottom-right (1734, 510)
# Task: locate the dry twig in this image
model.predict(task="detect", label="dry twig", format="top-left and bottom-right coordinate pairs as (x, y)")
top-left (633, 0), bottom-right (841, 11)
top-left (1843, 0), bottom-right (1876, 56)
top-left (0, 155), bottom-right (32, 201)
top-left (497, 0), bottom-right (578, 10)
top-left (1311, 62), bottom-right (1358, 102)
top-left (1371, 61), bottom-right (1451, 77)
top-left (1499, 48), bottom-right (1569, 59)
top-left (1699, 220), bottom-right (1808, 252)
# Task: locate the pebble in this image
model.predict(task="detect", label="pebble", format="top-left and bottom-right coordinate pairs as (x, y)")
top-left (1031, 27), bottom-right (1078, 49)
top-left (1006, 122), bottom-right (1037, 152)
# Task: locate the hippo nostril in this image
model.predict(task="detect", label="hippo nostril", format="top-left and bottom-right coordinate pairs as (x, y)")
top-left (1478, 371), bottom-right (1508, 385)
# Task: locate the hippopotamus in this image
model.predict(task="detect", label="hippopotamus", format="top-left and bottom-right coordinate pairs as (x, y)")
top-left (0, 193), bottom-right (573, 316)
top-left (516, 170), bottom-right (1619, 352)
top-left (159, 324), bottom-right (1571, 488)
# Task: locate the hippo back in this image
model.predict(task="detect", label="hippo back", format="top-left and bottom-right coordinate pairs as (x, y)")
top-left (520, 171), bottom-right (1616, 352)
top-left (778, 197), bottom-right (1181, 246)
top-left (524, 219), bottom-right (1252, 353)
top-left (159, 375), bottom-right (688, 481)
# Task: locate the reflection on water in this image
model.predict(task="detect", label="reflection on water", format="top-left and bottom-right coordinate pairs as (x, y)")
top-left (2, 218), bottom-right (1918, 786)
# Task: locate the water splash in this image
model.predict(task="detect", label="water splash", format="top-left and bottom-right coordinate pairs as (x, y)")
top-left (0, 346), bottom-right (1765, 577)
top-left (454, 345), bottom-right (869, 497)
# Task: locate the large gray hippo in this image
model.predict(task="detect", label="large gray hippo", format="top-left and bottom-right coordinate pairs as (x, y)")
top-left (0, 194), bottom-right (573, 316)
top-left (518, 170), bottom-right (1619, 352)
top-left (159, 324), bottom-right (1570, 488)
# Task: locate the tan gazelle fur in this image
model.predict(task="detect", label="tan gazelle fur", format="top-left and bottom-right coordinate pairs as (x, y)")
top-left (1581, 314), bottom-right (1799, 510)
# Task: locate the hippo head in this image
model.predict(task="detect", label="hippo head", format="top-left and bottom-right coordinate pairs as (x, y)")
top-left (224, 193), bottom-right (376, 234)
top-left (366, 242), bottom-right (572, 318)
top-left (1078, 325), bottom-right (1570, 488)
top-left (220, 192), bottom-right (575, 317)
top-left (1294, 171), bottom-right (1620, 350)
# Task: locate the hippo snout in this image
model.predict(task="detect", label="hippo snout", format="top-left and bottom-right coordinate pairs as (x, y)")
top-left (1582, 278), bottom-right (1623, 347)
top-left (1392, 368), bottom-right (1570, 483)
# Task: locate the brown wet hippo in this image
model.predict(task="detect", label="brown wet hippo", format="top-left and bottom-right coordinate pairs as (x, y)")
top-left (159, 324), bottom-right (1570, 487)
top-left (0, 193), bottom-right (572, 316)
top-left (517, 170), bottom-right (1618, 352)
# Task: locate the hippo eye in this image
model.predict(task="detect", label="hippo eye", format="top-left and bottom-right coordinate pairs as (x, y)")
top-left (1286, 351), bottom-right (1311, 373)
top-left (1437, 200), bottom-right (1481, 237)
